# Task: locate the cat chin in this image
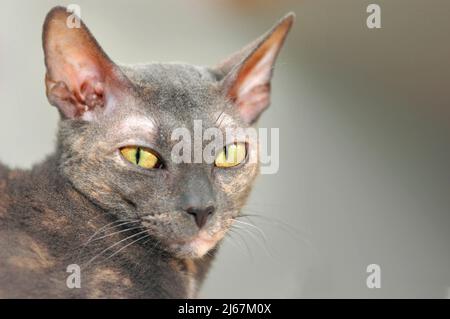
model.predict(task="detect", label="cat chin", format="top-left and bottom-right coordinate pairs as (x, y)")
top-left (168, 231), bottom-right (220, 259)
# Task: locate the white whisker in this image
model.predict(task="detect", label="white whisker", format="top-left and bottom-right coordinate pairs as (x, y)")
top-left (89, 226), bottom-right (143, 243)
top-left (83, 229), bottom-right (149, 267)
top-left (103, 233), bottom-right (151, 262)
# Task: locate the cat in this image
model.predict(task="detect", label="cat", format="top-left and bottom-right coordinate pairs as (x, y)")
top-left (0, 6), bottom-right (294, 298)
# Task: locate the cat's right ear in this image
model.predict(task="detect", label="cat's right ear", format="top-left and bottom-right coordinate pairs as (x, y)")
top-left (42, 6), bottom-right (129, 120)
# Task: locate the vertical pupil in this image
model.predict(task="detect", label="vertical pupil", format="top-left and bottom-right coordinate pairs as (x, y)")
top-left (136, 147), bottom-right (141, 164)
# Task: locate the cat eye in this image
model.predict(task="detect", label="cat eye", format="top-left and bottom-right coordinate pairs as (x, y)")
top-left (120, 146), bottom-right (162, 169)
top-left (214, 142), bottom-right (247, 168)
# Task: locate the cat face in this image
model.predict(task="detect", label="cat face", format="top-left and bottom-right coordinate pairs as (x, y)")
top-left (43, 7), bottom-right (293, 258)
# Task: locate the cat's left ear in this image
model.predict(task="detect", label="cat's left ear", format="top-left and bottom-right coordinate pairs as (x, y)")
top-left (42, 6), bottom-right (131, 120)
top-left (215, 13), bottom-right (295, 124)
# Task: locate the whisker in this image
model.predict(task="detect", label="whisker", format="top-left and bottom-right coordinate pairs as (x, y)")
top-left (143, 236), bottom-right (162, 254)
top-left (233, 219), bottom-right (269, 244)
top-left (215, 109), bottom-right (225, 125)
top-left (76, 219), bottom-right (141, 259)
top-left (240, 207), bottom-right (307, 235)
top-left (227, 229), bottom-right (253, 259)
top-left (238, 209), bottom-right (316, 255)
top-left (103, 233), bottom-right (151, 262)
top-left (98, 220), bottom-right (141, 234)
top-left (85, 219), bottom-right (140, 246)
top-left (73, 219), bottom-right (136, 258)
top-left (83, 229), bottom-right (149, 267)
top-left (239, 210), bottom-right (312, 243)
top-left (224, 231), bottom-right (244, 253)
top-left (89, 226), bottom-right (143, 243)
top-left (231, 221), bottom-right (273, 258)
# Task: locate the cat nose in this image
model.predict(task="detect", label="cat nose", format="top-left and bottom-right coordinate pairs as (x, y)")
top-left (185, 206), bottom-right (215, 229)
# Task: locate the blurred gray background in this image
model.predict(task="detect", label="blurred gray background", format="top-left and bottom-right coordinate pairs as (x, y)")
top-left (1, 0), bottom-right (450, 298)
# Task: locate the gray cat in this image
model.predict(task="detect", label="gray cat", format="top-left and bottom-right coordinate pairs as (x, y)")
top-left (0, 6), bottom-right (294, 298)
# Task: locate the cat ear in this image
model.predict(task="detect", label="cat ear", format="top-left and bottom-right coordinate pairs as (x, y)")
top-left (216, 13), bottom-right (294, 124)
top-left (42, 6), bottom-right (129, 120)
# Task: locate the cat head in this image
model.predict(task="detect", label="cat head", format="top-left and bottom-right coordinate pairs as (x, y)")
top-left (42, 6), bottom-right (294, 258)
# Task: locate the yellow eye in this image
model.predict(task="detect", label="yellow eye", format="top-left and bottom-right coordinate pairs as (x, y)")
top-left (215, 143), bottom-right (247, 168)
top-left (120, 146), bottom-right (161, 169)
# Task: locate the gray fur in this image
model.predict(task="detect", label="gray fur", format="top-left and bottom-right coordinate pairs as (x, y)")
top-left (0, 7), bottom-right (293, 298)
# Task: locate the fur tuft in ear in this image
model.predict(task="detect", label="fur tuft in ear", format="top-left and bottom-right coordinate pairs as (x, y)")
top-left (42, 6), bottom-right (129, 120)
top-left (216, 13), bottom-right (295, 124)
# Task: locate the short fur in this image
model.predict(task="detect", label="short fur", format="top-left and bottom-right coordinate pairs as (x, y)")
top-left (0, 7), bottom-right (294, 298)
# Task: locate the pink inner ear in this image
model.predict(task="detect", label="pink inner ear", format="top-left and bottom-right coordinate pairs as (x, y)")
top-left (76, 63), bottom-right (106, 107)
top-left (49, 49), bottom-right (107, 115)
top-left (229, 45), bottom-right (277, 124)
top-left (83, 81), bottom-right (105, 109)
top-left (236, 84), bottom-right (271, 124)
top-left (43, 7), bottom-right (120, 120)
top-left (224, 14), bottom-right (293, 124)
top-left (46, 65), bottom-right (106, 119)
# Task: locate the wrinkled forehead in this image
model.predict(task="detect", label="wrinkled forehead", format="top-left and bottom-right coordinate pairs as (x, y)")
top-left (115, 104), bottom-right (242, 140)
top-left (119, 63), bottom-right (244, 132)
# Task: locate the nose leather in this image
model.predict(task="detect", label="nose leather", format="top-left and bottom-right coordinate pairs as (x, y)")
top-left (186, 206), bottom-right (215, 228)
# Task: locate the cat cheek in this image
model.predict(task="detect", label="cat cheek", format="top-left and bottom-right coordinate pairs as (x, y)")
top-left (215, 164), bottom-right (259, 195)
